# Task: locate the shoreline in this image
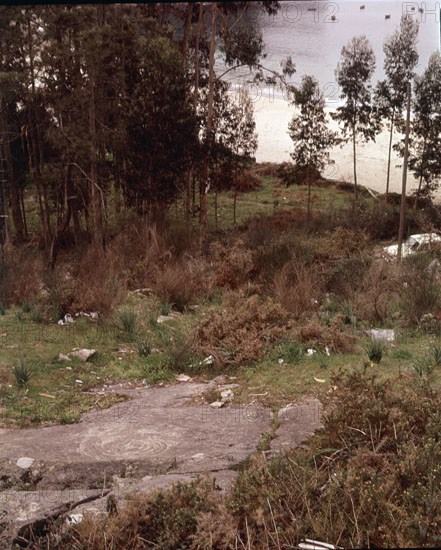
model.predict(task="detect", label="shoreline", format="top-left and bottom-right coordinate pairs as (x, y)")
top-left (245, 94), bottom-right (426, 198)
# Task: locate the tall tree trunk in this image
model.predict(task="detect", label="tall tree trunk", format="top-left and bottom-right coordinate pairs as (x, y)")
top-left (352, 125), bottom-right (358, 203)
top-left (385, 109), bottom-right (395, 198)
top-left (0, 95), bottom-right (24, 242)
top-left (307, 167), bottom-right (312, 219)
top-left (0, 137), bottom-right (7, 247)
top-left (181, 3), bottom-right (193, 58)
top-left (200, 2), bottom-right (217, 245)
top-left (233, 160), bottom-right (238, 226)
top-left (88, 77), bottom-right (103, 246)
top-left (185, 3), bottom-right (202, 221)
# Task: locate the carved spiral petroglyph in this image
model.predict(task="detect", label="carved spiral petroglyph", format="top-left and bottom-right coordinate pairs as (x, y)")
top-left (78, 427), bottom-right (170, 460)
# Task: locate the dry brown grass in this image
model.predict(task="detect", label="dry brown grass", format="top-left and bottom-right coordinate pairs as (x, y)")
top-left (0, 244), bottom-right (45, 307)
top-left (154, 259), bottom-right (208, 312)
top-left (70, 243), bottom-right (128, 314)
top-left (273, 260), bottom-right (323, 320)
top-left (295, 317), bottom-right (357, 353)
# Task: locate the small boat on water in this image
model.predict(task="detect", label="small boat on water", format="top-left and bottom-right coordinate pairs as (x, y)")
top-left (385, 14), bottom-right (391, 19)
top-left (360, 5), bottom-right (365, 9)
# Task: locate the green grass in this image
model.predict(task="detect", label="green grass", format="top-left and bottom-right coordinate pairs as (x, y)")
top-left (0, 293), bottom-right (204, 427)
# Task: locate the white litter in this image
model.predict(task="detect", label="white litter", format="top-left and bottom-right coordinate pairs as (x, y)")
top-left (306, 349), bottom-right (317, 356)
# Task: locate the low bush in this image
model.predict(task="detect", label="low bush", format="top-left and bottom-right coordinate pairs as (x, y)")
top-left (194, 293), bottom-right (291, 365)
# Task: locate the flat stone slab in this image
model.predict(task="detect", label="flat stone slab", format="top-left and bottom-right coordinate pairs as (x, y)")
top-left (0, 382), bottom-right (322, 547)
top-left (0, 383), bottom-right (272, 482)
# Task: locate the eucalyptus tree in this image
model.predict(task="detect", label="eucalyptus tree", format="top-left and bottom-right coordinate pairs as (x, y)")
top-left (374, 15), bottom-right (419, 196)
top-left (332, 35), bottom-right (377, 201)
top-left (409, 52), bottom-right (441, 203)
top-left (288, 75), bottom-right (337, 216)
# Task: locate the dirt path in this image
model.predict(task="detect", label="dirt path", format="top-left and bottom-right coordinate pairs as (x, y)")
top-left (0, 380), bottom-right (322, 547)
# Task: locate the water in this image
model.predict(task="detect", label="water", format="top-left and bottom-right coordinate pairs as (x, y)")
top-left (217, 0), bottom-right (440, 194)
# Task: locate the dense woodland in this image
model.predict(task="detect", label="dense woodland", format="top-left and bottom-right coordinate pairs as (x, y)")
top-left (0, 3), bottom-right (292, 266)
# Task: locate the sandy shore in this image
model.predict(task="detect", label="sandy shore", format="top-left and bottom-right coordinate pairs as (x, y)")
top-left (252, 95), bottom-right (423, 196)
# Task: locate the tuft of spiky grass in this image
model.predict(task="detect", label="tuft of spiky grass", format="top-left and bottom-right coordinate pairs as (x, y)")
top-left (365, 339), bottom-right (385, 364)
top-left (117, 309), bottom-right (137, 339)
top-left (137, 338), bottom-right (151, 357)
top-left (12, 358), bottom-right (33, 388)
top-left (412, 356), bottom-right (435, 377)
top-left (430, 342), bottom-right (441, 366)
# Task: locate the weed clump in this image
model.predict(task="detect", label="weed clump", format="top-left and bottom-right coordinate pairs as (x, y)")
top-left (12, 358), bottom-right (33, 388)
top-left (364, 339), bottom-right (386, 364)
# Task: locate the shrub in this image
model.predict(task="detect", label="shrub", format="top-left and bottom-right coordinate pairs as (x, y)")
top-left (400, 254), bottom-right (441, 325)
top-left (12, 358), bottom-right (33, 388)
top-left (194, 294), bottom-right (290, 365)
top-left (211, 240), bottom-right (254, 289)
top-left (160, 330), bottom-right (193, 370)
top-left (295, 318), bottom-right (357, 353)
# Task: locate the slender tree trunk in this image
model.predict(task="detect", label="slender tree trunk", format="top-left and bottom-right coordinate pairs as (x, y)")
top-left (397, 83), bottom-right (411, 263)
top-left (185, 3), bottom-right (203, 221)
top-left (352, 125), bottom-right (358, 203)
top-left (307, 168), bottom-right (312, 219)
top-left (182, 3), bottom-right (193, 57)
top-left (414, 137), bottom-right (426, 209)
top-left (233, 161), bottom-right (238, 226)
top-left (0, 138), bottom-right (7, 247)
top-left (200, 2), bottom-right (217, 245)
top-left (385, 110), bottom-right (395, 198)
top-left (88, 77), bottom-right (103, 246)
top-left (0, 97), bottom-right (24, 242)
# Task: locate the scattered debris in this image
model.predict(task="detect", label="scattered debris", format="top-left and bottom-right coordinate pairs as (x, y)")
top-left (366, 329), bottom-right (395, 342)
top-left (383, 233), bottom-right (441, 260)
top-left (210, 401), bottom-right (224, 409)
top-left (57, 313), bottom-right (74, 326)
top-left (278, 358), bottom-right (284, 365)
top-left (299, 538), bottom-right (343, 550)
top-left (75, 311), bottom-right (99, 320)
top-left (306, 349), bottom-right (317, 356)
top-left (314, 377), bottom-right (326, 383)
top-left (38, 393), bottom-right (55, 399)
top-left (16, 457), bottom-right (34, 469)
top-left (66, 513), bottom-right (83, 525)
top-left (176, 374), bottom-right (191, 382)
top-left (325, 346), bottom-right (331, 356)
top-left (75, 380), bottom-right (83, 385)
top-left (58, 353), bottom-right (71, 362)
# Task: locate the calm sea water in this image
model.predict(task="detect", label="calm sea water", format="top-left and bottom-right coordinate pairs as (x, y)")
top-left (218, 0), bottom-right (440, 103)
top-left (216, 0), bottom-right (440, 192)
